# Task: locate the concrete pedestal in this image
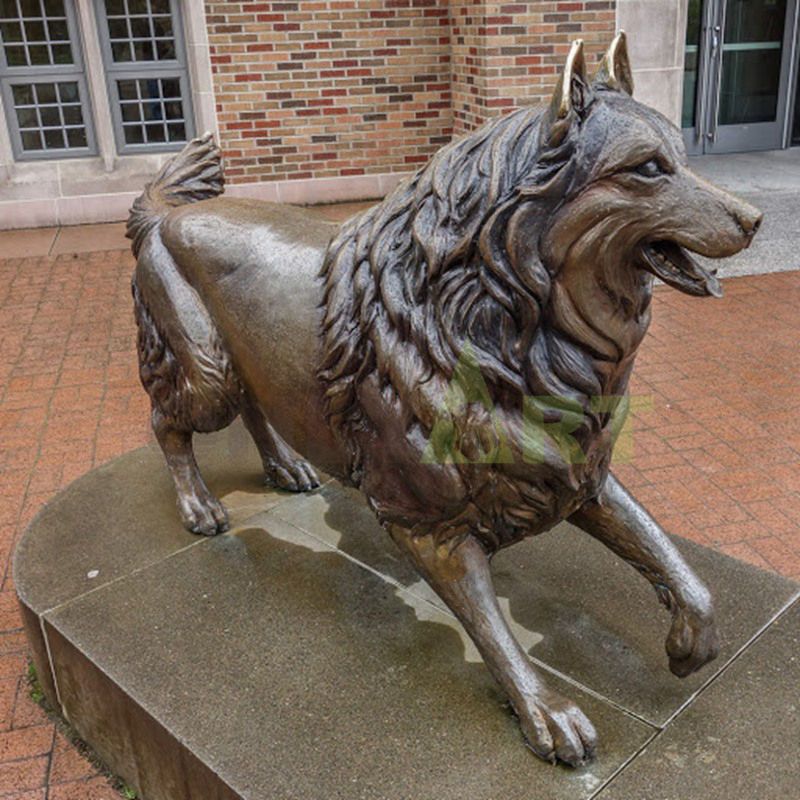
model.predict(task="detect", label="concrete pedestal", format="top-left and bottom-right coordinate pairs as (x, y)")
top-left (14, 424), bottom-right (799, 799)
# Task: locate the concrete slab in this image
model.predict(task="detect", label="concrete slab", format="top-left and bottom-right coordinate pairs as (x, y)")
top-left (14, 429), bottom-right (798, 799)
top-left (596, 600), bottom-right (800, 800)
top-left (42, 520), bottom-right (655, 800)
top-left (14, 423), bottom-right (292, 615)
top-left (270, 482), bottom-right (800, 726)
top-left (0, 225), bottom-right (58, 258)
top-left (690, 149), bottom-right (800, 194)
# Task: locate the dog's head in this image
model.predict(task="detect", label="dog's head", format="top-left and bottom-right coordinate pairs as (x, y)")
top-left (540, 34), bottom-right (762, 300)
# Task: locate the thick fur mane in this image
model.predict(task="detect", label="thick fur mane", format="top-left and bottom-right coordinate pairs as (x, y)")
top-left (318, 103), bottom-right (608, 479)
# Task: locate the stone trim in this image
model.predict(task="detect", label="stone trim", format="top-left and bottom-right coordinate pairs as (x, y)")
top-left (0, 170), bottom-right (405, 229)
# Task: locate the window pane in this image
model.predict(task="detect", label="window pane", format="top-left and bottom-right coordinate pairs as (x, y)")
top-left (155, 39), bottom-right (174, 60)
top-left (0, 0), bottom-right (20, 17)
top-left (128, 0), bottom-right (148, 13)
top-left (142, 100), bottom-right (160, 121)
top-left (160, 78), bottom-right (179, 98)
top-left (150, 0), bottom-right (170, 12)
top-left (105, 0), bottom-right (125, 15)
top-left (16, 107), bottom-right (37, 127)
top-left (167, 122), bottom-right (185, 142)
top-left (12, 83), bottom-right (34, 104)
top-left (164, 100), bottom-right (181, 119)
top-left (24, 21), bottom-right (46, 43)
top-left (44, 0), bottom-right (66, 15)
top-left (108, 18), bottom-right (127, 38)
top-left (123, 124), bottom-right (144, 144)
top-left (51, 43), bottom-right (71, 63)
top-left (27, 44), bottom-right (50, 64)
top-left (21, 130), bottom-right (43, 150)
top-left (145, 123), bottom-right (165, 143)
top-left (120, 102), bottom-right (140, 121)
top-left (117, 79), bottom-right (137, 100)
top-left (5, 45), bottom-right (26, 65)
top-left (130, 17), bottom-right (149, 38)
top-left (151, 15), bottom-right (173, 38)
top-left (35, 83), bottom-right (56, 103)
top-left (57, 81), bottom-right (78, 101)
top-left (111, 41), bottom-right (131, 61)
top-left (140, 78), bottom-right (161, 99)
top-left (20, 0), bottom-right (40, 16)
top-left (39, 105), bottom-right (59, 126)
top-left (66, 127), bottom-right (86, 147)
top-left (61, 103), bottom-right (81, 123)
top-left (0, 22), bottom-right (23, 43)
top-left (44, 128), bottom-right (65, 148)
top-left (132, 39), bottom-right (153, 60)
top-left (47, 18), bottom-right (68, 41)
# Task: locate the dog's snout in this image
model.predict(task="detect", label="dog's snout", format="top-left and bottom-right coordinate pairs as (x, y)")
top-left (733, 206), bottom-right (763, 238)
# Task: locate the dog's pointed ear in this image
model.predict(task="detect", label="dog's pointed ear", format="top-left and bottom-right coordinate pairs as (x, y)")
top-left (542, 39), bottom-right (591, 147)
top-left (592, 31), bottom-right (634, 95)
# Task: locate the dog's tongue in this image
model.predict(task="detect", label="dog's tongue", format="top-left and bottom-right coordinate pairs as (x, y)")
top-left (645, 241), bottom-right (723, 298)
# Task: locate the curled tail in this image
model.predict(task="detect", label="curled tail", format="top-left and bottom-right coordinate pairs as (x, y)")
top-left (127, 132), bottom-right (225, 258)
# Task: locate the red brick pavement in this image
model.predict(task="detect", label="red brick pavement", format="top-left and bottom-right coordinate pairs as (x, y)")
top-left (0, 243), bottom-right (798, 796)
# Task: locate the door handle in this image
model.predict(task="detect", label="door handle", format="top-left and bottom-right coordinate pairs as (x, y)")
top-left (708, 25), bottom-right (723, 141)
top-left (696, 23), bottom-right (714, 143)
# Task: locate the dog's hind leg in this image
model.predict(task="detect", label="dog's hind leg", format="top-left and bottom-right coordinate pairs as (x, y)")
top-left (133, 238), bottom-right (240, 535)
top-left (151, 408), bottom-right (230, 535)
top-left (240, 397), bottom-right (320, 492)
top-left (390, 528), bottom-right (597, 767)
top-left (570, 473), bottom-right (719, 678)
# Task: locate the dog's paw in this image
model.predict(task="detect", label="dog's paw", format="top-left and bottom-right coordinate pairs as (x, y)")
top-left (264, 457), bottom-right (320, 493)
top-left (666, 604), bottom-right (720, 678)
top-left (178, 492), bottom-right (229, 536)
top-left (518, 692), bottom-right (597, 767)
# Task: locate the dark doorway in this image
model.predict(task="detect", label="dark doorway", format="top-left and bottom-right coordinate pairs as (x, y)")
top-left (683, 0), bottom-right (798, 154)
top-left (793, 67), bottom-right (800, 144)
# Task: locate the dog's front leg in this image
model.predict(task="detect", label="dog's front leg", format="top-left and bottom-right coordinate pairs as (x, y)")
top-left (390, 527), bottom-right (596, 766)
top-left (570, 473), bottom-right (719, 677)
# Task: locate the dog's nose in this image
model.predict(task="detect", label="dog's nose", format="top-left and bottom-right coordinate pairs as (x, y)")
top-left (734, 206), bottom-right (763, 237)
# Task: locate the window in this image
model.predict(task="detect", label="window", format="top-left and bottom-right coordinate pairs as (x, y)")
top-left (94, 0), bottom-right (193, 153)
top-left (0, 0), bottom-right (96, 159)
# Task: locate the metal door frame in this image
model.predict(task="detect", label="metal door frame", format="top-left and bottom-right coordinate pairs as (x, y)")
top-left (684, 0), bottom-right (800, 154)
top-left (783, 0), bottom-right (800, 146)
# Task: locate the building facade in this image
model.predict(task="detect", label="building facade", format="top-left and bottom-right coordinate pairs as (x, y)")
top-left (0, 0), bottom-right (798, 229)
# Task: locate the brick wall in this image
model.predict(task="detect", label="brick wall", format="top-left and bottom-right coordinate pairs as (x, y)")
top-left (204, 0), bottom-right (453, 184)
top-left (450, 1), bottom-right (617, 135)
top-left (204, 1), bottom-right (616, 186)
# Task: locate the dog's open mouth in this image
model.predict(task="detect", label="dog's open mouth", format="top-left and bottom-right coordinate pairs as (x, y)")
top-left (640, 241), bottom-right (722, 298)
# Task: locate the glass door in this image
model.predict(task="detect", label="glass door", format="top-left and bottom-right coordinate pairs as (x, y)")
top-left (683, 0), bottom-right (798, 154)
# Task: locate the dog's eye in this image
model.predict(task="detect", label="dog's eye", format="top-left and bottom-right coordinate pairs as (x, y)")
top-left (633, 159), bottom-right (664, 178)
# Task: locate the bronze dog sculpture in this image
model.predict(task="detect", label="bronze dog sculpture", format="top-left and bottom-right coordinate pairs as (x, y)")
top-left (129, 34), bottom-right (761, 766)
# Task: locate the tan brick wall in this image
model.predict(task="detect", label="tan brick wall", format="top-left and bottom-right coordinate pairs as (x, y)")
top-left (204, 0), bottom-right (453, 184)
top-left (450, 1), bottom-right (617, 135)
top-left (204, 1), bottom-right (617, 185)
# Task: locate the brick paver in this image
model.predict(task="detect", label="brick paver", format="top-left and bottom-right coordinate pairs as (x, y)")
top-left (0, 238), bottom-right (798, 796)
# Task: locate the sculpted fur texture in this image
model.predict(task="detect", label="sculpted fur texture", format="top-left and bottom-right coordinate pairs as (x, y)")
top-left (129, 34), bottom-right (761, 766)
